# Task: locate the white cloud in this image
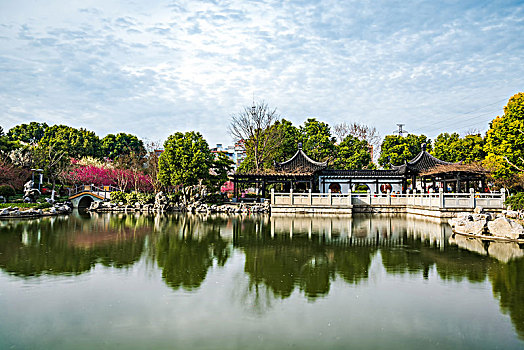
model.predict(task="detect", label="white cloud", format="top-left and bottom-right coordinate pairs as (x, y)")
top-left (0, 0), bottom-right (522, 146)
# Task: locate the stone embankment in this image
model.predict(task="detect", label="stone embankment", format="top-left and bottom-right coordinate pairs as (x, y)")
top-left (449, 208), bottom-right (524, 241)
top-left (88, 201), bottom-right (270, 214)
top-left (0, 203), bottom-right (72, 219)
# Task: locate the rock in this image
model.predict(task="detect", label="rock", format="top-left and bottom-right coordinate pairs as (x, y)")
top-left (0, 208), bottom-right (9, 216)
top-left (472, 213), bottom-right (490, 221)
top-left (473, 206), bottom-right (484, 214)
top-left (504, 210), bottom-right (519, 219)
top-left (89, 201), bottom-right (101, 210)
top-left (10, 209), bottom-right (20, 217)
top-left (450, 217), bottom-right (487, 235)
top-left (487, 217), bottom-right (524, 240)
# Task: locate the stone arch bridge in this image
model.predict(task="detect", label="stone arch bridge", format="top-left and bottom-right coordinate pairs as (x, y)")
top-left (69, 185), bottom-right (119, 208)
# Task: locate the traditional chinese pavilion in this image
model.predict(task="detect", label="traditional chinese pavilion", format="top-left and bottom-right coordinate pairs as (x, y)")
top-left (233, 143), bottom-right (489, 199)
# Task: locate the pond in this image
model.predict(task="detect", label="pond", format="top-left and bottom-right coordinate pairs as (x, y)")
top-left (0, 212), bottom-right (523, 349)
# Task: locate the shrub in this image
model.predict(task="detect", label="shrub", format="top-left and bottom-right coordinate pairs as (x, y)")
top-left (35, 202), bottom-right (52, 209)
top-left (110, 191), bottom-right (127, 204)
top-left (137, 192), bottom-right (154, 204)
top-left (505, 192), bottom-right (524, 211)
top-left (205, 193), bottom-right (225, 204)
top-left (167, 192), bottom-right (181, 204)
top-left (125, 191), bottom-right (140, 205)
top-left (0, 185), bottom-right (16, 201)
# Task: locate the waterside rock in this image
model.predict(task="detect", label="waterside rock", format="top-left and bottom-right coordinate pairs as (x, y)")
top-left (487, 217), bottom-right (524, 240)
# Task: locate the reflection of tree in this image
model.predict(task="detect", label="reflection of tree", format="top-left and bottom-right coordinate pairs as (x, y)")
top-left (0, 214), bottom-right (146, 277)
top-left (489, 258), bottom-right (524, 340)
top-left (154, 215), bottom-right (231, 291)
top-left (380, 234), bottom-right (492, 282)
top-left (334, 247), bottom-right (376, 284)
top-left (236, 218), bottom-right (376, 301)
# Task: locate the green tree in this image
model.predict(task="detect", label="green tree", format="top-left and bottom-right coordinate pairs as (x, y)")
top-left (432, 132), bottom-right (485, 163)
top-left (484, 92), bottom-right (524, 178)
top-left (208, 152), bottom-right (234, 192)
top-left (378, 134), bottom-right (431, 169)
top-left (334, 135), bottom-right (372, 170)
top-left (299, 118), bottom-right (336, 161)
top-left (0, 126), bottom-right (19, 155)
top-left (158, 131), bottom-right (213, 192)
top-left (274, 119), bottom-right (301, 162)
top-left (7, 122), bottom-right (48, 144)
top-left (101, 133), bottom-right (145, 159)
top-left (39, 125), bottom-right (102, 159)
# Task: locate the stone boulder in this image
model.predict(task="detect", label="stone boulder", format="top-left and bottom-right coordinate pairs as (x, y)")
top-left (89, 201), bottom-right (101, 210)
top-left (487, 217), bottom-right (524, 240)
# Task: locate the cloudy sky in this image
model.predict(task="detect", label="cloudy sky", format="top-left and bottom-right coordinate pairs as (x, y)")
top-left (0, 0), bottom-right (522, 146)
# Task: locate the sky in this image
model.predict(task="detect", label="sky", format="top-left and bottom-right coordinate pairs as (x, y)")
top-left (0, 0), bottom-right (523, 147)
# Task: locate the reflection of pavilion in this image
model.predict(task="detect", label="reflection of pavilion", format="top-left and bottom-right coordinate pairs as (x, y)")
top-left (267, 214), bottom-right (452, 249)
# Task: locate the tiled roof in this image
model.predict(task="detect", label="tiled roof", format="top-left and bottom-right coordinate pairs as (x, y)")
top-left (275, 148), bottom-right (328, 173)
top-left (392, 145), bottom-right (457, 174)
top-left (320, 169), bottom-right (403, 178)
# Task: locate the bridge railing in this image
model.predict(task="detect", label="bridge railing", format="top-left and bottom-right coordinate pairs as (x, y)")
top-left (271, 188), bottom-right (505, 210)
top-left (69, 184), bottom-right (121, 199)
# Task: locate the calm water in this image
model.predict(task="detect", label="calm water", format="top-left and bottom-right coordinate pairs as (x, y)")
top-left (0, 212), bottom-right (523, 349)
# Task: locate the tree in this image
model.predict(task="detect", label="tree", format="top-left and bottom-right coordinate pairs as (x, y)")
top-left (484, 92), bottom-right (524, 178)
top-left (0, 159), bottom-right (31, 190)
top-left (39, 125), bottom-right (102, 159)
top-left (432, 132), bottom-right (485, 163)
top-left (273, 119), bottom-right (302, 162)
top-left (378, 134), bottom-right (431, 169)
top-left (101, 133), bottom-right (145, 159)
top-left (114, 151), bottom-right (149, 192)
top-left (299, 118), bottom-right (336, 161)
top-left (229, 101), bottom-right (281, 173)
top-left (143, 141), bottom-right (163, 193)
top-left (208, 152), bottom-right (234, 192)
top-left (0, 126), bottom-right (18, 155)
top-left (32, 144), bottom-right (69, 197)
top-left (334, 122), bottom-right (381, 148)
top-left (158, 131), bottom-right (213, 192)
top-left (334, 135), bottom-right (372, 170)
top-left (7, 122), bottom-right (48, 144)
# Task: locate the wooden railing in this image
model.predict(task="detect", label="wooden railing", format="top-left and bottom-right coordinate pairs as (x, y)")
top-left (271, 188), bottom-right (505, 210)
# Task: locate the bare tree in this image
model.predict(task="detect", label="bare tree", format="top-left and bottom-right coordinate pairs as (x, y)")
top-left (144, 140), bottom-right (163, 192)
top-left (462, 128), bottom-right (481, 136)
top-left (228, 101), bottom-right (282, 173)
top-left (334, 122), bottom-right (381, 160)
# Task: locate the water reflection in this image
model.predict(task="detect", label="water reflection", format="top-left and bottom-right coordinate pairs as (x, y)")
top-left (154, 215), bottom-right (231, 291)
top-left (0, 212), bottom-right (523, 340)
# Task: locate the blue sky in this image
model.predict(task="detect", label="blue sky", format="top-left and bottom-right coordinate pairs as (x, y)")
top-left (0, 0), bottom-right (522, 146)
